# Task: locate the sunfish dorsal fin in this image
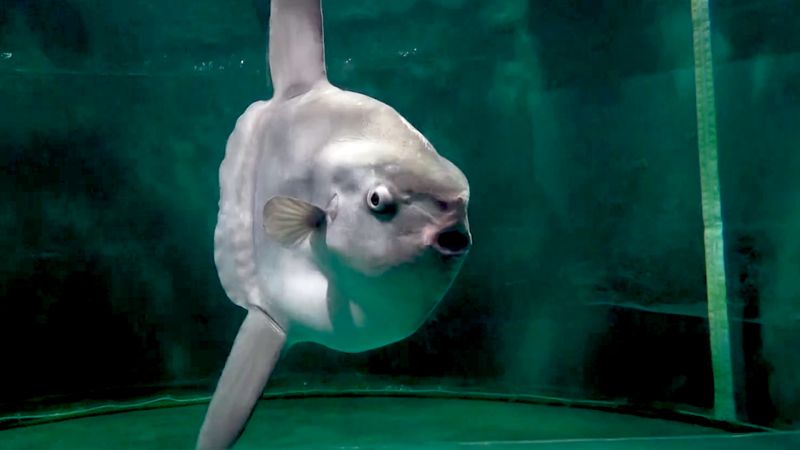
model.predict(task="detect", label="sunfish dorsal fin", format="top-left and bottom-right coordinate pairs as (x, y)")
top-left (268, 0), bottom-right (327, 99)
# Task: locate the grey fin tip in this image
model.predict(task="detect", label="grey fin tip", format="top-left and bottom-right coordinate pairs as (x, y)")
top-left (196, 309), bottom-right (286, 449)
top-left (268, 0), bottom-right (327, 98)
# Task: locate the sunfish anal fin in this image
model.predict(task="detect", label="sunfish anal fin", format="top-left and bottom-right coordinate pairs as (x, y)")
top-left (263, 196), bottom-right (328, 248)
top-left (196, 309), bottom-right (286, 450)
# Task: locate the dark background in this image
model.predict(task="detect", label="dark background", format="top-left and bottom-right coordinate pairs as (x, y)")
top-left (1, 0), bottom-right (798, 429)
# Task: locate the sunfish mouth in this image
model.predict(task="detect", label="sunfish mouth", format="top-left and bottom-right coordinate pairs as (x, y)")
top-left (432, 224), bottom-right (472, 256)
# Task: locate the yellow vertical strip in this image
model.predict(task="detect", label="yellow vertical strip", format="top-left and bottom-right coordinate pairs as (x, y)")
top-left (690, 0), bottom-right (737, 421)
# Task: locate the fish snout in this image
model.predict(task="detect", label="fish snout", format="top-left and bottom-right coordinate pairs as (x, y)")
top-left (432, 222), bottom-right (472, 257)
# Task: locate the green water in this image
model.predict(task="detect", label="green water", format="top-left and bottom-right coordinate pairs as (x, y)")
top-left (1, 0), bottom-right (799, 448)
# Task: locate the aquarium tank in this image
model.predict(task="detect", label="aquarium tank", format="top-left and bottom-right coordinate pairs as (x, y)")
top-left (1, 0), bottom-right (799, 448)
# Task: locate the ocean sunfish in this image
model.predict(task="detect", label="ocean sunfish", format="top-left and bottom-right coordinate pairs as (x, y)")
top-left (197, 0), bottom-right (472, 448)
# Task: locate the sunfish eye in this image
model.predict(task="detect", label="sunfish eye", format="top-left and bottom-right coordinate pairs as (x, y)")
top-left (366, 185), bottom-right (394, 214)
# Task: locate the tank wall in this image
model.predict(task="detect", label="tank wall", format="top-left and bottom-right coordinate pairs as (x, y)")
top-left (712, 0), bottom-right (800, 427)
top-left (1, 0), bottom-right (798, 429)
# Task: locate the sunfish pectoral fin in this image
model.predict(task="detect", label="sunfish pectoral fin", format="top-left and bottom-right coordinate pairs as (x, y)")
top-left (263, 196), bottom-right (329, 248)
top-left (268, 0), bottom-right (327, 99)
top-left (196, 309), bottom-right (286, 450)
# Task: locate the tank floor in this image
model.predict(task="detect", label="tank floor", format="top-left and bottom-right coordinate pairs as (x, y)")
top-left (1, 397), bottom-right (798, 449)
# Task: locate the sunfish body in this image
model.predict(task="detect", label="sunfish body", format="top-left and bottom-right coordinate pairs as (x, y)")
top-left (197, 0), bottom-right (472, 448)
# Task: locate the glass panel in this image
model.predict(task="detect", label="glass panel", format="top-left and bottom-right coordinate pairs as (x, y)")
top-left (1, 0), bottom-right (797, 446)
top-left (712, 0), bottom-right (800, 428)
